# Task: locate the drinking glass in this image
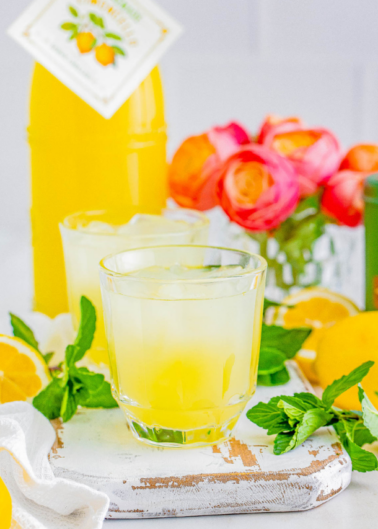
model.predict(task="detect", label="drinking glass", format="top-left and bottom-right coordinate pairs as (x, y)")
top-left (60, 208), bottom-right (209, 367)
top-left (99, 245), bottom-right (266, 447)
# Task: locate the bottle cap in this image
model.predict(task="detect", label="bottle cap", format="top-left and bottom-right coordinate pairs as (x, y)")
top-left (364, 174), bottom-right (378, 205)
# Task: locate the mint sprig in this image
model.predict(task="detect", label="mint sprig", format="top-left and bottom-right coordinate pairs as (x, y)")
top-left (10, 312), bottom-right (54, 366)
top-left (257, 323), bottom-right (311, 386)
top-left (248, 361), bottom-right (378, 472)
top-left (11, 296), bottom-right (118, 422)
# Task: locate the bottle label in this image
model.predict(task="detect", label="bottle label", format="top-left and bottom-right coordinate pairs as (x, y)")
top-left (9, 0), bottom-right (182, 118)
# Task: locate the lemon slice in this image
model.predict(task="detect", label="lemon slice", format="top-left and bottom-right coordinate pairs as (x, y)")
top-left (265, 288), bottom-right (360, 383)
top-left (0, 335), bottom-right (51, 403)
top-left (0, 477), bottom-right (12, 529)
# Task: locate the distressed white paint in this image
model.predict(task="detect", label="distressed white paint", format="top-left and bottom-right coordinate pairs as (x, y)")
top-left (50, 363), bottom-right (351, 519)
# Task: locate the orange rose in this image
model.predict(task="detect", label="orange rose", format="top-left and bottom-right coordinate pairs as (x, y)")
top-left (259, 116), bottom-right (342, 196)
top-left (169, 123), bottom-right (250, 210)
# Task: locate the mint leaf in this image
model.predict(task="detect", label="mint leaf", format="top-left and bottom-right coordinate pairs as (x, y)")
top-left (70, 366), bottom-right (105, 392)
top-left (322, 361), bottom-right (374, 408)
top-left (353, 422), bottom-right (377, 447)
top-left (10, 313), bottom-right (40, 352)
top-left (246, 401), bottom-right (290, 435)
top-left (261, 324), bottom-right (311, 360)
top-left (60, 386), bottom-right (77, 423)
top-left (33, 378), bottom-right (66, 420)
top-left (277, 395), bottom-right (316, 420)
top-left (72, 296), bottom-right (96, 363)
top-left (359, 387), bottom-right (378, 438)
top-left (76, 379), bottom-right (117, 408)
top-left (293, 392), bottom-right (324, 409)
top-left (334, 421), bottom-right (378, 472)
top-left (258, 366), bottom-right (290, 386)
top-left (286, 409), bottom-right (333, 452)
top-left (258, 347), bottom-right (287, 375)
top-left (274, 432), bottom-right (295, 455)
top-left (42, 352), bottom-right (54, 366)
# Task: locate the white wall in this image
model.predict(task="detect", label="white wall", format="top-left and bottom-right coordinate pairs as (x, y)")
top-left (2, 0), bottom-right (378, 234)
top-left (0, 0), bottom-right (374, 310)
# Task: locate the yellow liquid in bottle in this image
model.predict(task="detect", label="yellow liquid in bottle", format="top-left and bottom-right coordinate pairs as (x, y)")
top-left (29, 63), bottom-right (167, 317)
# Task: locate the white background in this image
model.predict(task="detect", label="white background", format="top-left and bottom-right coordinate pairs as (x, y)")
top-left (0, 3), bottom-right (377, 527)
top-left (0, 0), bottom-right (375, 313)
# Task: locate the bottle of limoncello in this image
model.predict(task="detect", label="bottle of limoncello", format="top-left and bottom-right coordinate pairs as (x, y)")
top-left (29, 64), bottom-right (167, 317)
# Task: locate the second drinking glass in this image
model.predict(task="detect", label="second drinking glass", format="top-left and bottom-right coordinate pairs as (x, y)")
top-left (60, 207), bottom-right (209, 367)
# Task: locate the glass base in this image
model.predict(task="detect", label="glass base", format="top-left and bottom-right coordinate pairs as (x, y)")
top-left (124, 412), bottom-right (240, 448)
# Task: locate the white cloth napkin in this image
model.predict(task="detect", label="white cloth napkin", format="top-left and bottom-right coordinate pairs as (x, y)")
top-left (0, 402), bottom-right (109, 529)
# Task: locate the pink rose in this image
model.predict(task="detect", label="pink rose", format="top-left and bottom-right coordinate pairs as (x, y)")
top-left (259, 116), bottom-right (342, 196)
top-left (169, 122), bottom-right (250, 211)
top-left (321, 170), bottom-right (369, 227)
top-left (217, 144), bottom-right (300, 231)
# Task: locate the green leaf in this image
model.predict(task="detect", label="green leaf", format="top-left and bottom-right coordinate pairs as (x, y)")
top-left (274, 432), bottom-right (295, 455)
top-left (60, 386), bottom-right (78, 423)
top-left (359, 386), bottom-right (378, 438)
top-left (72, 296), bottom-right (96, 364)
top-left (293, 392), bottom-right (324, 409)
top-left (277, 395), bottom-right (316, 421)
top-left (334, 421), bottom-right (378, 472)
top-left (322, 362), bottom-right (375, 408)
top-left (258, 347), bottom-right (287, 375)
top-left (65, 344), bottom-right (79, 368)
top-left (33, 378), bottom-right (66, 420)
top-left (261, 324), bottom-right (311, 360)
top-left (69, 6), bottom-right (78, 17)
top-left (353, 422), bottom-right (378, 447)
top-left (76, 380), bottom-right (118, 408)
top-left (246, 401), bottom-right (290, 435)
top-left (89, 13), bottom-right (105, 28)
top-left (42, 352), bottom-right (54, 366)
top-left (105, 32), bottom-right (122, 40)
top-left (10, 313), bottom-right (40, 352)
top-left (263, 298), bottom-right (281, 313)
top-left (296, 409), bottom-right (333, 444)
top-left (112, 45), bottom-right (126, 56)
top-left (132, 423), bottom-right (184, 444)
top-left (70, 366), bottom-right (105, 392)
top-left (258, 366), bottom-right (290, 386)
top-left (61, 22), bottom-right (77, 31)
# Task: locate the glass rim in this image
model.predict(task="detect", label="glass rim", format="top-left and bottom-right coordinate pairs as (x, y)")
top-left (59, 207), bottom-right (210, 239)
top-left (99, 244), bottom-right (267, 284)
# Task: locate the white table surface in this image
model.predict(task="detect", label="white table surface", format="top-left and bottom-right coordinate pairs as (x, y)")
top-left (1, 233), bottom-right (377, 529)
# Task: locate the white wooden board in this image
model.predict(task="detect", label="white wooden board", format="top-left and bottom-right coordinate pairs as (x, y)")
top-left (49, 363), bottom-right (351, 519)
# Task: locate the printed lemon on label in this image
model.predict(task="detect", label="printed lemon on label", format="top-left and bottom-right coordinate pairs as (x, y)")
top-left (0, 335), bottom-right (50, 404)
top-left (265, 288), bottom-right (359, 382)
top-left (0, 477), bottom-right (12, 529)
top-left (315, 312), bottom-right (378, 410)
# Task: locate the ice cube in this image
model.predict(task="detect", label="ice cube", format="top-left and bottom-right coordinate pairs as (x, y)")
top-left (117, 214), bottom-right (190, 236)
top-left (81, 221), bottom-right (116, 234)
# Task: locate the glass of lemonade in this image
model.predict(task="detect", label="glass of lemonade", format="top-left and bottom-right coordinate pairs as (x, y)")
top-left (99, 245), bottom-right (266, 447)
top-left (60, 208), bottom-right (209, 367)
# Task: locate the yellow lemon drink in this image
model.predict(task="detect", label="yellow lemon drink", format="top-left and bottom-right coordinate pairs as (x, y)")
top-left (30, 65), bottom-right (167, 317)
top-left (60, 209), bottom-right (209, 367)
top-left (100, 246), bottom-right (266, 447)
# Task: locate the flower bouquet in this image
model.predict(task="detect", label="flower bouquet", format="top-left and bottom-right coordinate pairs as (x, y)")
top-left (169, 117), bottom-right (378, 300)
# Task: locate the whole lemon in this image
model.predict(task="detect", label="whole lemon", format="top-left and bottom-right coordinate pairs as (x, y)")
top-left (315, 312), bottom-right (378, 410)
top-left (0, 477), bottom-right (12, 529)
top-left (95, 44), bottom-right (115, 67)
top-left (76, 32), bottom-right (96, 54)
